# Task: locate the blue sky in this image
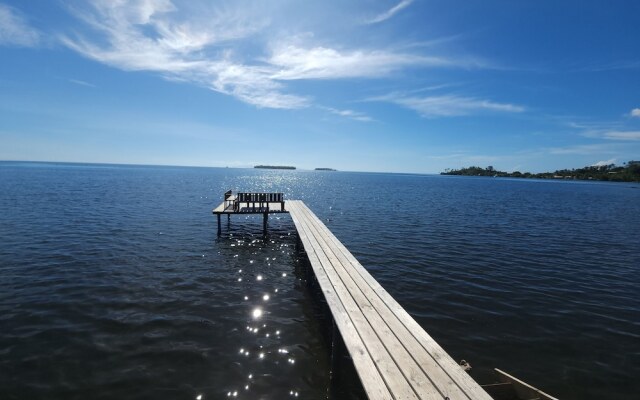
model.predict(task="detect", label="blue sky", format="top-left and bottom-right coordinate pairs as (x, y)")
top-left (1, 0), bottom-right (639, 173)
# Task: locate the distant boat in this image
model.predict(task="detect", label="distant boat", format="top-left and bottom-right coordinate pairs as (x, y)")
top-left (315, 168), bottom-right (337, 171)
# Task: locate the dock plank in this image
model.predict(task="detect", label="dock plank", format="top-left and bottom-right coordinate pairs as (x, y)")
top-left (296, 204), bottom-right (459, 399)
top-left (291, 202), bottom-right (420, 399)
top-left (294, 204), bottom-right (440, 400)
top-left (288, 200), bottom-right (493, 400)
top-left (288, 201), bottom-right (394, 399)
top-left (295, 201), bottom-right (493, 400)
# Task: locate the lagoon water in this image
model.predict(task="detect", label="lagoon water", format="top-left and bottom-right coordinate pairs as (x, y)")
top-left (0, 162), bottom-right (638, 400)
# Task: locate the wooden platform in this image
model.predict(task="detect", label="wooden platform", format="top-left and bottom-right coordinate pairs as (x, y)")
top-left (287, 200), bottom-right (493, 400)
top-left (212, 191), bottom-right (289, 235)
top-left (212, 195), bottom-right (289, 214)
top-left (212, 198), bottom-right (290, 214)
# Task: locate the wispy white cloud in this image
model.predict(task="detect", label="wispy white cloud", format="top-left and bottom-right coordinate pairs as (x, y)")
top-left (578, 125), bottom-right (640, 141)
top-left (203, 59), bottom-right (310, 109)
top-left (370, 93), bottom-right (524, 117)
top-left (269, 45), bottom-right (448, 80)
top-left (366, 0), bottom-right (414, 25)
top-left (564, 118), bottom-right (640, 152)
top-left (600, 131), bottom-right (640, 141)
top-left (0, 4), bottom-right (40, 47)
top-left (324, 107), bottom-right (372, 122)
top-left (57, 0), bottom-right (461, 110)
top-left (61, 1), bottom-right (220, 72)
top-left (59, 0), bottom-right (308, 109)
top-left (68, 78), bottom-right (96, 88)
top-left (631, 108), bottom-right (640, 117)
top-left (592, 158), bottom-right (617, 167)
top-left (548, 143), bottom-right (618, 155)
top-left (579, 60), bottom-right (640, 72)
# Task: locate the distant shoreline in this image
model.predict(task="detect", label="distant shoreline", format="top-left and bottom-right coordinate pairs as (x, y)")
top-left (3, 160), bottom-right (639, 182)
top-left (441, 161), bottom-right (640, 183)
top-left (254, 165), bottom-right (296, 170)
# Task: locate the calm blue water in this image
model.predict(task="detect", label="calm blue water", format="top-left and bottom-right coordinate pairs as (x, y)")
top-left (0, 162), bottom-right (638, 400)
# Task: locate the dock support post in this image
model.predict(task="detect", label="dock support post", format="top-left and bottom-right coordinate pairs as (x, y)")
top-left (217, 214), bottom-right (221, 236)
top-left (295, 233), bottom-right (302, 251)
top-left (328, 318), bottom-right (342, 397)
top-left (263, 212), bottom-right (268, 235)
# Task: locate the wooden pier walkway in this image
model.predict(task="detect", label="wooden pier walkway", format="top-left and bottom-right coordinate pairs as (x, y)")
top-left (287, 200), bottom-right (493, 400)
top-left (212, 192), bottom-right (552, 399)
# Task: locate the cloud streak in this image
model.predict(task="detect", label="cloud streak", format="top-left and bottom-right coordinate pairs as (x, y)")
top-left (58, 0), bottom-right (451, 110)
top-left (578, 124), bottom-right (640, 142)
top-left (592, 158), bottom-right (617, 167)
top-left (600, 131), bottom-right (640, 141)
top-left (60, 0), bottom-right (308, 109)
top-left (548, 143), bottom-right (619, 155)
top-left (269, 45), bottom-right (448, 80)
top-left (67, 78), bottom-right (96, 88)
top-left (631, 108), bottom-right (640, 118)
top-left (370, 93), bottom-right (524, 117)
top-left (324, 107), bottom-right (373, 122)
top-left (0, 4), bottom-right (40, 47)
top-left (366, 0), bottom-right (414, 24)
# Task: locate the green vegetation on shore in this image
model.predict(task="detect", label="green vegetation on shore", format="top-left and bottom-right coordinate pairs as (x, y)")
top-left (441, 161), bottom-right (640, 182)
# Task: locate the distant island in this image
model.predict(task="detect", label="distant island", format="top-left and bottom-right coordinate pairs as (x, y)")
top-left (254, 165), bottom-right (296, 170)
top-left (315, 168), bottom-right (337, 171)
top-left (441, 161), bottom-right (640, 182)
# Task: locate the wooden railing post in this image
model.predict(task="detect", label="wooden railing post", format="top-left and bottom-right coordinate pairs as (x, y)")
top-left (263, 211), bottom-right (268, 234)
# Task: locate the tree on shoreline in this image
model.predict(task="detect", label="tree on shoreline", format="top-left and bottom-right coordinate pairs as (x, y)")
top-left (441, 161), bottom-right (640, 182)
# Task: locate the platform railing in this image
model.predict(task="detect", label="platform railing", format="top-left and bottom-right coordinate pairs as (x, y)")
top-left (234, 192), bottom-right (285, 212)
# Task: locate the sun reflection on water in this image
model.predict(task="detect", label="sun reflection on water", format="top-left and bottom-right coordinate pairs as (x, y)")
top-left (220, 214), bottom-right (309, 399)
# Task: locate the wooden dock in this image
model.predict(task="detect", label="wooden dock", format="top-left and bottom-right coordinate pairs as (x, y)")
top-left (213, 192), bottom-right (555, 399)
top-left (212, 191), bottom-right (288, 235)
top-left (287, 200), bottom-right (493, 400)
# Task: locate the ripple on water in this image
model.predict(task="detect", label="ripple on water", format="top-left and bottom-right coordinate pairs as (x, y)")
top-left (0, 164), bottom-right (638, 400)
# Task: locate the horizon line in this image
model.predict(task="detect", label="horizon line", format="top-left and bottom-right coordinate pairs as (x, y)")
top-left (0, 159), bottom-right (443, 176)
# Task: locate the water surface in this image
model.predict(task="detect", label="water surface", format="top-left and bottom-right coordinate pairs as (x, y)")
top-left (0, 162), bottom-right (638, 399)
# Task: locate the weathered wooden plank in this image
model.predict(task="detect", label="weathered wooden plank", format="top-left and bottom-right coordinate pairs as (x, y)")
top-left (290, 201), bottom-right (493, 400)
top-left (291, 202), bottom-right (420, 400)
top-left (297, 205), bottom-right (464, 399)
top-left (495, 369), bottom-right (558, 400)
top-left (299, 202), bottom-right (493, 399)
top-left (288, 201), bottom-right (394, 400)
top-left (296, 205), bottom-right (443, 400)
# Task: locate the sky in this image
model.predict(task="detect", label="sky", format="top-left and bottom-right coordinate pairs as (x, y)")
top-left (1, 0), bottom-right (639, 173)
